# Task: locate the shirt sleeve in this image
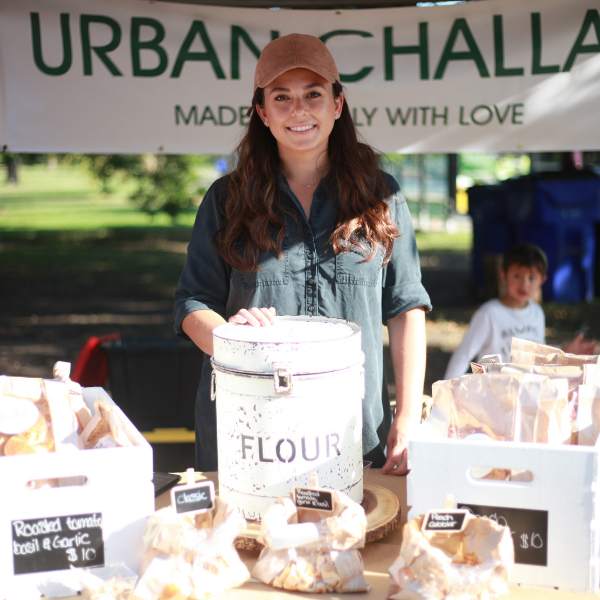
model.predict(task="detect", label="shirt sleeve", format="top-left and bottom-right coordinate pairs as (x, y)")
top-left (381, 181), bottom-right (432, 324)
top-left (173, 178), bottom-right (232, 340)
top-left (443, 304), bottom-right (492, 379)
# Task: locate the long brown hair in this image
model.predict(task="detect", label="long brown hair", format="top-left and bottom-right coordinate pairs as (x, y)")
top-left (215, 81), bottom-right (399, 272)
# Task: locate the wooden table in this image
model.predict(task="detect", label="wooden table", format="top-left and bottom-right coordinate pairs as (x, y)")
top-left (157, 470), bottom-right (599, 599)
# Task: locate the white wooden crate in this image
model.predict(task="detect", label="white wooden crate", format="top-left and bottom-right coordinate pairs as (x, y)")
top-left (407, 419), bottom-right (600, 593)
top-left (0, 387), bottom-right (154, 600)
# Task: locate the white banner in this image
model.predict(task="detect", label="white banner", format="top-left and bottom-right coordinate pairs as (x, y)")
top-left (1, 0), bottom-right (599, 154)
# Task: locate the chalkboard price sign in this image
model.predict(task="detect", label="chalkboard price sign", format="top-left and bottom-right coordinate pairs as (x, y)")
top-left (12, 513), bottom-right (105, 575)
top-left (294, 487), bottom-right (334, 512)
top-left (422, 510), bottom-right (468, 533)
top-left (458, 503), bottom-right (548, 566)
top-left (172, 482), bottom-right (214, 514)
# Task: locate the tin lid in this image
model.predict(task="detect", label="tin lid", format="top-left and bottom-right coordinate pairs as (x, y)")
top-left (214, 316), bottom-right (357, 343)
top-left (212, 315), bottom-right (362, 374)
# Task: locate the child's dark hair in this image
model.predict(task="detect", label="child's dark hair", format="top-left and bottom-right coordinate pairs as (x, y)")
top-left (502, 243), bottom-right (548, 276)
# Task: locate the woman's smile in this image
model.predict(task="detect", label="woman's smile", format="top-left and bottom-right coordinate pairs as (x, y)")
top-left (287, 124), bottom-right (317, 133)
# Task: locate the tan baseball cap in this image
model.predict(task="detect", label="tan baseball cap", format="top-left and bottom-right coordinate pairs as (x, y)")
top-left (254, 33), bottom-right (340, 91)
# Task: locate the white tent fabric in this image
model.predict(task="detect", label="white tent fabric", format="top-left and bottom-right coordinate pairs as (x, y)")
top-left (1, 0), bottom-right (599, 153)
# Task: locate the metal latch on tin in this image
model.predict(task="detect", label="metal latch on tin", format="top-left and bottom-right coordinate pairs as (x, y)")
top-left (273, 362), bottom-right (293, 394)
top-left (210, 370), bottom-right (217, 401)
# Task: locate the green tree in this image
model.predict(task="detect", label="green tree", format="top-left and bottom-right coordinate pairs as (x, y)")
top-left (84, 154), bottom-right (142, 194)
top-left (84, 154), bottom-right (211, 221)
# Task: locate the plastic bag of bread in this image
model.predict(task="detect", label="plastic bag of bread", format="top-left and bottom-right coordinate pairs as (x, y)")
top-left (0, 375), bottom-right (79, 457)
top-left (132, 491), bottom-right (249, 600)
top-left (252, 477), bottom-right (370, 593)
top-left (473, 361), bottom-right (584, 401)
top-left (511, 338), bottom-right (599, 367)
top-left (80, 400), bottom-right (133, 449)
top-left (584, 363), bottom-right (600, 386)
top-left (387, 509), bottom-right (514, 600)
top-left (536, 377), bottom-right (571, 445)
top-left (470, 363), bottom-right (577, 445)
top-left (576, 384), bottom-right (600, 446)
top-left (53, 361), bottom-right (92, 434)
top-left (0, 375), bottom-right (54, 456)
top-left (72, 563), bottom-right (137, 600)
top-left (3, 413), bottom-right (54, 457)
top-left (431, 373), bottom-right (558, 444)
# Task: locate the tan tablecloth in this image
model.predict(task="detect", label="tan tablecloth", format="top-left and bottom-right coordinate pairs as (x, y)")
top-left (155, 470), bottom-right (598, 599)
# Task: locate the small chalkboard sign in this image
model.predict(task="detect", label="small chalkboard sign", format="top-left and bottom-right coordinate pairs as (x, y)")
top-left (294, 487), bottom-right (334, 512)
top-left (458, 503), bottom-right (548, 566)
top-left (171, 480), bottom-right (215, 515)
top-left (12, 513), bottom-right (104, 575)
top-left (422, 510), bottom-right (468, 533)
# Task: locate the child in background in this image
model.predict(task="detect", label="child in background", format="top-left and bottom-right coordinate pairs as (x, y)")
top-left (444, 243), bottom-right (597, 379)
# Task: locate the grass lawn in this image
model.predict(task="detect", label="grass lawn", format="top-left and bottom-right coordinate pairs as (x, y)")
top-left (414, 230), bottom-right (471, 254)
top-left (0, 164), bottom-right (471, 248)
top-left (0, 163), bottom-right (197, 231)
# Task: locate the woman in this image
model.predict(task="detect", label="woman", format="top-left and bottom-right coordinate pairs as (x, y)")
top-left (174, 33), bottom-right (431, 475)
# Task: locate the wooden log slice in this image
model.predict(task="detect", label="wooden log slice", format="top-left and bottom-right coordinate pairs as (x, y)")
top-left (234, 481), bottom-right (400, 551)
top-left (363, 482), bottom-right (402, 543)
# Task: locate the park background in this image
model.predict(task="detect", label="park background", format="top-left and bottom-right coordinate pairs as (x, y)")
top-left (2, 150), bottom-right (599, 404)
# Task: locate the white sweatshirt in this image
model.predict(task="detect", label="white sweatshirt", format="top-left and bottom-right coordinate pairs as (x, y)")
top-left (443, 298), bottom-right (545, 380)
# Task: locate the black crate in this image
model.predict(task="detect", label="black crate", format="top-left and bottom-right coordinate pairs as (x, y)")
top-left (102, 339), bottom-right (203, 432)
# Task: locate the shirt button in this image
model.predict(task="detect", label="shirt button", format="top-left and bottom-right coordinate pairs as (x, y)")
top-left (307, 253), bottom-right (314, 260)
top-left (308, 278), bottom-right (315, 284)
top-left (308, 306), bottom-right (315, 312)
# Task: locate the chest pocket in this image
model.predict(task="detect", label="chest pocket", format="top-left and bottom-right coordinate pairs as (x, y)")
top-left (234, 240), bottom-right (290, 289)
top-left (335, 240), bottom-right (384, 287)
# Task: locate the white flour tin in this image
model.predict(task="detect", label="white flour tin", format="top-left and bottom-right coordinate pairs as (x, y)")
top-left (212, 316), bottom-right (364, 520)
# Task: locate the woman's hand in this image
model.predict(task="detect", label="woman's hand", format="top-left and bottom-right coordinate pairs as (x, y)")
top-left (229, 307), bottom-right (277, 326)
top-left (383, 420), bottom-right (413, 475)
top-left (562, 332), bottom-right (597, 355)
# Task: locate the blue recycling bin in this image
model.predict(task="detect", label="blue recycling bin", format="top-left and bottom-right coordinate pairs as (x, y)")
top-left (506, 178), bottom-right (600, 302)
top-left (468, 185), bottom-right (514, 297)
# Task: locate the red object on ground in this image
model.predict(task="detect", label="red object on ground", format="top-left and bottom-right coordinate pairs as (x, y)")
top-left (71, 334), bottom-right (122, 386)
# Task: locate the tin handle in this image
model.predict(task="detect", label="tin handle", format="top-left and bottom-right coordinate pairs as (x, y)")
top-left (211, 370), bottom-right (217, 401)
top-left (273, 362), bottom-right (293, 394)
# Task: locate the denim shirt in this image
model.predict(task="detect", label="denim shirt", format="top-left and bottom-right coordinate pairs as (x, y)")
top-left (174, 172), bottom-right (432, 471)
